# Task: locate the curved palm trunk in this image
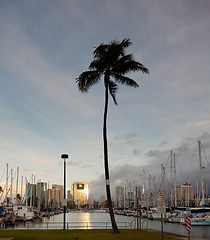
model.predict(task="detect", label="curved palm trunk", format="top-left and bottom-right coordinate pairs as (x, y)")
top-left (103, 79), bottom-right (120, 234)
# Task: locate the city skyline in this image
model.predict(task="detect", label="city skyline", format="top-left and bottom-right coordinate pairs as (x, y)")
top-left (0, 0), bottom-right (210, 199)
top-left (0, 175), bottom-right (203, 208)
top-left (0, 160), bottom-right (208, 205)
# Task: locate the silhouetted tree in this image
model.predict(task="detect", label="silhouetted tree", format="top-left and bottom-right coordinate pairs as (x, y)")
top-left (76, 39), bottom-right (149, 233)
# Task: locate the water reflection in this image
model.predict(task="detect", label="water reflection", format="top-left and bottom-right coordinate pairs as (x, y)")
top-left (76, 212), bottom-right (90, 222)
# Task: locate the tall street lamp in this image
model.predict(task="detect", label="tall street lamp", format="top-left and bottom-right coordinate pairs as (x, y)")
top-left (61, 154), bottom-right (68, 230)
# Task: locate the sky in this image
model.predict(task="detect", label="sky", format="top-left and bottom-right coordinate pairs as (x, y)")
top-left (0, 0), bottom-right (210, 200)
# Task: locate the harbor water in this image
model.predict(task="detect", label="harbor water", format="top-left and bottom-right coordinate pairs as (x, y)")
top-left (6, 212), bottom-right (210, 239)
top-left (148, 220), bottom-right (210, 239)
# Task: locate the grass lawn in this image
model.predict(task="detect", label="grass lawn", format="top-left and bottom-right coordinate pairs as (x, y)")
top-left (0, 229), bottom-right (183, 240)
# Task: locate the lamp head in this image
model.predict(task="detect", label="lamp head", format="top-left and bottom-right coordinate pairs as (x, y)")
top-left (61, 154), bottom-right (68, 159)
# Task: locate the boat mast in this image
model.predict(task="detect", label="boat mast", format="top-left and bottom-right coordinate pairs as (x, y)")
top-left (10, 169), bottom-right (13, 206)
top-left (174, 153), bottom-right (177, 207)
top-left (30, 174), bottom-right (33, 207)
top-left (149, 174), bottom-right (151, 206)
top-left (21, 176), bottom-right (23, 202)
top-left (160, 164), bottom-right (165, 198)
top-left (5, 164), bottom-right (8, 206)
top-left (198, 140), bottom-right (205, 205)
top-left (153, 176), bottom-right (156, 206)
top-left (196, 177), bottom-right (199, 207)
top-left (16, 167), bottom-right (19, 205)
top-left (33, 175), bottom-right (36, 207)
top-left (206, 181), bottom-right (208, 201)
top-left (170, 150), bottom-right (173, 206)
top-left (143, 169), bottom-right (145, 206)
top-left (25, 177), bottom-right (28, 206)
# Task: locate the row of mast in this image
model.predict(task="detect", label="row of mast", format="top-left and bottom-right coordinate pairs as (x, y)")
top-left (1, 164), bottom-right (33, 206)
top-left (1, 141), bottom-right (207, 207)
top-left (137, 140), bottom-right (206, 207)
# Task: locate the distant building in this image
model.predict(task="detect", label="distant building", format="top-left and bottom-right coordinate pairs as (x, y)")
top-left (72, 182), bottom-right (88, 208)
top-left (67, 190), bottom-right (72, 201)
top-left (100, 195), bottom-right (106, 208)
top-left (47, 188), bottom-right (61, 208)
top-left (116, 186), bottom-right (126, 208)
top-left (127, 191), bottom-right (134, 208)
top-left (87, 194), bottom-right (94, 209)
top-left (26, 183), bottom-right (36, 206)
top-left (177, 183), bottom-right (194, 206)
top-left (127, 191), bottom-right (134, 200)
top-left (137, 185), bottom-right (144, 197)
top-left (52, 184), bottom-right (64, 206)
top-left (36, 182), bottom-right (47, 207)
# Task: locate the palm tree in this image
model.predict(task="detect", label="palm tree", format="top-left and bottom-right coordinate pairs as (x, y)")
top-left (76, 39), bottom-right (149, 233)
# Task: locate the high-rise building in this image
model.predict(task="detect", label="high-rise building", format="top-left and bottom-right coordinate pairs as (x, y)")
top-left (26, 183), bottom-right (36, 206)
top-left (36, 182), bottom-right (47, 207)
top-left (72, 182), bottom-right (88, 207)
top-left (52, 184), bottom-right (64, 206)
top-left (67, 190), bottom-right (72, 201)
top-left (100, 195), bottom-right (106, 208)
top-left (47, 188), bottom-right (61, 208)
top-left (177, 183), bottom-right (194, 206)
top-left (116, 186), bottom-right (126, 208)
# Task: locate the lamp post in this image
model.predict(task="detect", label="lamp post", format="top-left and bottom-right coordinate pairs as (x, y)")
top-left (61, 154), bottom-right (68, 230)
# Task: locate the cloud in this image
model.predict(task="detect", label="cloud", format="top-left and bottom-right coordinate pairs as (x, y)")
top-left (159, 141), bottom-right (169, 147)
top-left (67, 161), bottom-right (82, 167)
top-left (82, 164), bottom-right (92, 169)
top-left (132, 149), bottom-right (141, 157)
top-left (0, 16), bottom-right (100, 120)
top-left (110, 132), bottom-right (139, 150)
top-left (146, 149), bottom-right (169, 160)
top-left (89, 131), bottom-right (210, 199)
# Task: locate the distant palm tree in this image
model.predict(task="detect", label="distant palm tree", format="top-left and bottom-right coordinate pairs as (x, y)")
top-left (76, 39), bottom-right (149, 233)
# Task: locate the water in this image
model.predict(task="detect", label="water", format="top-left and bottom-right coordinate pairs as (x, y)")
top-left (148, 220), bottom-right (210, 239)
top-left (7, 212), bottom-right (133, 230)
top-left (6, 212), bottom-right (210, 239)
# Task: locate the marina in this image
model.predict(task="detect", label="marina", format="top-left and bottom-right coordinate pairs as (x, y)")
top-left (1, 211), bottom-right (210, 239)
top-left (1, 141), bottom-right (210, 239)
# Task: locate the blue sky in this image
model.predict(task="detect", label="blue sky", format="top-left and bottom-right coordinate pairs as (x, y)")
top-left (0, 0), bottom-right (210, 199)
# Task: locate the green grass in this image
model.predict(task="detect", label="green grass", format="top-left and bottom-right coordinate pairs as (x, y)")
top-left (0, 229), bottom-right (183, 240)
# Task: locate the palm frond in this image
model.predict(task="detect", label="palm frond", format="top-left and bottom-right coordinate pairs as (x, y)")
top-left (109, 39), bottom-right (131, 54)
top-left (112, 54), bottom-right (134, 70)
top-left (93, 39), bottom-right (131, 66)
top-left (120, 38), bottom-right (132, 48)
top-left (76, 71), bottom-right (101, 92)
top-left (93, 44), bottom-right (109, 58)
top-left (89, 60), bottom-right (105, 72)
top-left (113, 60), bottom-right (149, 75)
top-left (113, 74), bottom-right (139, 88)
top-left (108, 80), bottom-right (118, 105)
